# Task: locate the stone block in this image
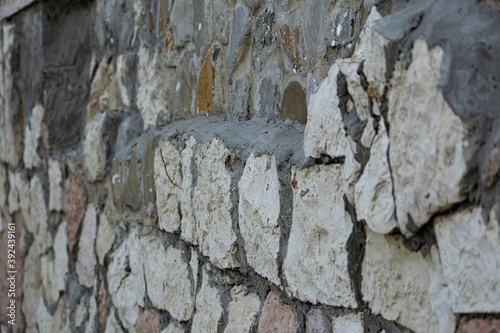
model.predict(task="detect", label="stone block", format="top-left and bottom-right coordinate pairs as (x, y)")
top-left (76, 204), bottom-right (97, 288)
top-left (191, 268), bottom-right (223, 332)
top-left (258, 291), bottom-right (299, 333)
top-left (225, 286), bottom-right (261, 333)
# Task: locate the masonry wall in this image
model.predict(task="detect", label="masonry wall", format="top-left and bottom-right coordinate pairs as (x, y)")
top-left (1, 0), bottom-right (500, 332)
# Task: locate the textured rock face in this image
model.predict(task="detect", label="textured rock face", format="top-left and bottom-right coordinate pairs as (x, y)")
top-left (238, 153), bottom-right (280, 285)
top-left (193, 137), bottom-right (238, 269)
top-left (64, 172), bottom-right (85, 251)
top-left (191, 268), bottom-right (223, 332)
top-left (225, 286), bottom-right (261, 333)
top-left (435, 206), bottom-right (500, 313)
top-left (388, 39), bottom-right (467, 236)
top-left (23, 104), bottom-right (44, 169)
top-left (332, 313), bottom-right (363, 333)
top-left (96, 213), bottom-right (114, 265)
top-left (48, 159), bottom-right (64, 211)
top-left (284, 164), bottom-right (357, 308)
top-left (83, 114), bottom-right (107, 182)
top-left (180, 136), bottom-right (198, 244)
top-left (31, 176), bottom-right (51, 254)
top-left (76, 205), bottom-right (97, 288)
top-left (258, 291), bottom-right (299, 333)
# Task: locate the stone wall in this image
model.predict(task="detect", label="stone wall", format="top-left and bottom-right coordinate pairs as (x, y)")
top-left (1, 0), bottom-right (500, 332)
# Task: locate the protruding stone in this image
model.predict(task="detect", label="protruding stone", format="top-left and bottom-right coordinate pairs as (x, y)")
top-left (332, 313), bottom-right (363, 333)
top-left (281, 81), bottom-right (307, 124)
top-left (76, 204), bottom-right (97, 288)
top-left (137, 310), bottom-right (160, 333)
top-left (284, 165), bottom-right (357, 308)
top-left (48, 159), bottom-right (64, 211)
top-left (362, 229), bottom-right (455, 333)
top-left (96, 213), bottom-right (115, 265)
top-left (239, 153), bottom-right (280, 285)
top-left (170, 0), bottom-right (194, 47)
top-left (258, 291), bottom-right (299, 333)
top-left (193, 137), bottom-right (239, 269)
top-left (195, 46), bottom-right (216, 115)
top-left (64, 171), bottom-right (85, 251)
top-left (154, 140), bottom-right (182, 233)
top-left (306, 309), bottom-right (329, 333)
top-left (191, 268), bottom-right (223, 332)
top-left (225, 286), bottom-right (261, 333)
top-left (434, 206), bottom-right (500, 313)
top-left (227, 4), bottom-right (252, 80)
top-left (355, 121), bottom-right (397, 234)
top-left (388, 40), bottom-right (467, 236)
top-left (24, 104), bottom-right (44, 169)
top-left (304, 64), bottom-right (347, 159)
top-left (143, 238), bottom-right (194, 321)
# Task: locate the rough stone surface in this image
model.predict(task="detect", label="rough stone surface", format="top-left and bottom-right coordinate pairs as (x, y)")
top-left (434, 206), bottom-right (500, 313)
top-left (362, 229), bottom-right (455, 333)
top-left (76, 204), bottom-right (97, 288)
top-left (306, 309), bottom-right (329, 333)
top-left (136, 310), bottom-right (160, 333)
top-left (284, 165), bottom-right (357, 308)
top-left (143, 237), bottom-right (194, 321)
top-left (304, 64), bottom-right (347, 159)
top-left (191, 268), bottom-right (223, 332)
top-left (170, 0), bottom-right (194, 47)
top-left (23, 104), bottom-right (44, 169)
top-left (255, 70), bottom-right (282, 122)
top-left (83, 113), bottom-right (107, 182)
top-left (48, 159), bottom-right (64, 211)
top-left (354, 121), bottom-right (397, 234)
top-left (227, 76), bottom-right (251, 121)
top-left (227, 4), bottom-right (252, 80)
top-left (52, 221), bottom-right (68, 302)
top-left (180, 136), bottom-right (197, 244)
top-left (31, 175), bottom-right (51, 254)
top-left (64, 172), bottom-right (85, 251)
top-left (239, 153), bottom-right (280, 284)
top-left (457, 318), bottom-right (500, 333)
top-left (96, 213), bottom-right (115, 265)
top-left (258, 291), bottom-right (299, 333)
top-left (332, 313), bottom-right (363, 333)
top-left (388, 40), bottom-right (467, 236)
top-left (193, 137), bottom-right (239, 269)
top-left (225, 286), bottom-right (261, 333)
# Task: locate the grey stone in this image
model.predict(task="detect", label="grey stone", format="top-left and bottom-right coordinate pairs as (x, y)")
top-left (332, 314), bottom-right (363, 333)
top-left (48, 159), bottom-right (64, 212)
top-left (31, 175), bottom-right (51, 254)
top-left (23, 104), bottom-right (44, 169)
top-left (173, 49), bottom-right (196, 119)
top-left (255, 70), bottom-right (282, 122)
top-left (227, 75), bottom-right (251, 121)
top-left (180, 136), bottom-right (198, 244)
top-left (304, 0), bottom-right (326, 63)
top-left (123, 150), bottom-right (142, 211)
top-left (193, 0), bottom-right (209, 55)
top-left (251, 6), bottom-right (278, 72)
top-left (96, 213), bottom-right (114, 265)
top-left (170, 0), bottom-right (194, 47)
top-left (227, 4), bottom-right (252, 80)
top-left (76, 204), bottom-right (97, 288)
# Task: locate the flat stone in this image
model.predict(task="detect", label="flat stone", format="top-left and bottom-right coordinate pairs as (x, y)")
top-left (141, 136), bottom-right (157, 219)
top-left (306, 309), bottom-right (329, 333)
top-left (23, 104), bottom-right (44, 169)
top-left (154, 140), bottom-right (182, 233)
top-left (258, 291), bottom-right (299, 333)
top-left (193, 137), bottom-right (239, 269)
top-left (96, 213), bottom-right (115, 265)
top-left (342, 138), bottom-right (361, 204)
top-left (332, 313), bottom-right (363, 333)
top-left (98, 273), bottom-right (107, 331)
top-left (31, 175), bottom-right (51, 254)
top-left (208, 0), bottom-right (229, 44)
top-left (53, 297), bottom-right (70, 333)
top-left (354, 121), bottom-right (397, 234)
top-left (41, 252), bottom-right (56, 304)
top-left (304, 64), bottom-right (348, 159)
top-left (195, 46), bottom-right (216, 115)
top-left (170, 0), bottom-right (193, 47)
top-left (457, 318), bottom-right (500, 333)
top-left (434, 206), bottom-right (500, 313)
top-left (388, 40), bottom-right (467, 236)
top-left (191, 268), bottom-right (223, 332)
top-left (180, 136), bottom-right (198, 244)
top-left (143, 237), bottom-right (194, 321)
top-left (304, 0), bottom-right (326, 63)
top-left (116, 54), bottom-right (134, 107)
top-left (281, 81), bottom-right (307, 124)
top-left (76, 204), bottom-right (97, 288)
top-left (284, 164), bottom-right (357, 308)
top-left (193, 0), bottom-right (209, 55)
top-left (225, 286), bottom-right (261, 333)
top-left (48, 159), bottom-right (64, 211)
top-left (83, 113), bottom-right (107, 182)
top-left (238, 153), bottom-right (280, 285)
top-left (227, 4), bottom-right (252, 80)
top-left (64, 171), bottom-right (85, 251)
top-left (85, 293), bottom-right (98, 333)
top-left (362, 229), bottom-right (455, 333)
top-left (136, 310), bottom-right (160, 333)
top-left (227, 75), bottom-right (251, 121)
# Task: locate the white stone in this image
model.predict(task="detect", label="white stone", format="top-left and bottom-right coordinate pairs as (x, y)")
top-left (24, 104), bottom-right (44, 169)
top-left (434, 206), bottom-right (500, 312)
top-left (85, 293), bottom-right (97, 333)
top-left (154, 140), bottom-right (182, 233)
top-left (190, 247), bottom-right (199, 291)
top-left (284, 165), bottom-right (357, 308)
top-left (143, 237), bottom-right (194, 321)
top-left (37, 296), bottom-right (54, 333)
top-left (354, 121), bottom-right (397, 234)
top-left (76, 204), bottom-right (97, 288)
top-left (180, 136), bottom-right (198, 244)
top-left (96, 213), bottom-right (115, 265)
top-left (225, 286), bottom-right (261, 333)
top-left (342, 138), bottom-right (361, 204)
top-left (75, 300), bottom-right (86, 328)
top-left (192, 268), bottom-right (224, 333)
top-left (333, 313), bottom-right (363, 333)
top-left (48, 159), bottom-right (64, 211)
top-left (31, 175), bottom-right (51, 253)
top-left (8, 171), bottom-right (32, 231)
top-left (239, 153), bottom-right (280, 285)
top-left (193, 137), bottom-right (239, 269)
top-left (104, 308), bottom-right (122, 333)
top-left (304, 64), bottom-right (348, 159)
top-left (161, 322), bottom-right (185, 333)
top-left (337, 58), bottom-right (370, 120)
top-left (360, 117), bottom-right (375, 148)
top-left (52, 221), bottom-right (68, 302)
top-left (116, 55), bottom-right (132, 107)
top-left (83, 113), bottom-right (106, 182)
top-left (362, 229), bottom-right (455, 333)
top-left (388, 40), bottom-right (466, 235)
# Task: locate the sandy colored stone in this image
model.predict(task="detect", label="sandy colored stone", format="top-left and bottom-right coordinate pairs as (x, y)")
top-left (434, 206), bottom-right (500, 312)
top-left (332, 313), bottom-right (363, 333)
top-left (40, 254), bottom-right (56, 304)
top-left (64, 171), bottom-right (85, 251)
top-left (281, 81), bottom-right (307, 124)
top-left (143, 237), bottom-right (194, 321)
top-left (284, 164), bottom-right (357, 308)
top-left (193, 137), bottom-right (238, 269)
top-left (388, 40), bottom-right (466, 236)
top-left (457, 318), bottom-right (500, 333)
top-left (96, 213), bottom-right (115, 265)
top-left (180, 136), bottom-right (197, 244)
top-left (362, 229), bottom-right (455, 333)
top-left (225, 286), bottom-right (261, 333)
top-left (76, 204), bottom-right (97, 287)
top-left (23, 104), bottom-right (44, 169)
top-left (258, 291), bottom-right (299, 333)
top-left (87, 58), bottom-right (122, 123)
top-left (98, 272), bottom-right (107, 331)
top-left (48, 159), bottom-right (64, 211)
top-left (195, 46), bottom-right (216, 115)
top-left (239, 153), bottom-right (280, 285)
top-left (154, 140), bottom-right (182, 233)
top-left (304, 64), bottom-right (348, 159)
top-left (192, 268), bottom-right (223, 332)
top-left (136, 310), bottom-right (160, 333)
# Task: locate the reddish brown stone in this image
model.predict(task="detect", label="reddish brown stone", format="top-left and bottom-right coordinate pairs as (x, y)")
top-left (258, 291), bottom-right (299, 333)
top-left (306, 309), bottom-right (328, 333)
top-left (279, 25), bottom-right (305, 70)
top-left (195, 46), bottom-right (217, 115)
top-left (63, 171), bottom-right (85, 251)
top-left (457, 318), bottom-right (500, 333)
top-left (136, 310), bottom-right (160, 333)
top-left (98, 272), bottom-right (107, 331)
